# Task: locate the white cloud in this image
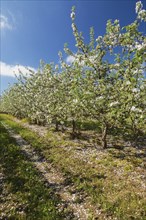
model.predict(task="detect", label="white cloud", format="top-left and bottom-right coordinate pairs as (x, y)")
top-left (66, 55), bottom-right (75, 64)
top-left (0, 61), bottom-right (36, 77)
top-left (0, 15), bottom-right (13, 30)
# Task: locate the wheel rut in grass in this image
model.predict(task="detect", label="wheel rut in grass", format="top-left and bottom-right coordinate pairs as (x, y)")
top-left (2, 122), bottom-right (92, 220)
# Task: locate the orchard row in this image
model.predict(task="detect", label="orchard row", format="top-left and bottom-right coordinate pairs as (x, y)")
top-left (1, 1), bottom-right (146, 148)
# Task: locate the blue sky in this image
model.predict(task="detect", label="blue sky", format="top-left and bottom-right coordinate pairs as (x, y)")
top-left (0, 0), bottom-right (146, 94)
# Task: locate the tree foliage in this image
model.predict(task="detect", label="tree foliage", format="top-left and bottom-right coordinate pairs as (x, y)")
top-left (1, 1), bottom-right (146, 148)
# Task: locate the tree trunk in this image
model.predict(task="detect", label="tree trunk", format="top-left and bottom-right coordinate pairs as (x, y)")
top-left (101, 124), bottom-right (108, 148)
top-left (72, 119), bottom-right (76, 134)
top-left (34, 118), bottom-right (37, 125)
top-left (55, 120), bottom-right (59, 131)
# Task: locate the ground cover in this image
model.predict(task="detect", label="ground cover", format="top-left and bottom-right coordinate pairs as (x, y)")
top-left (0, 114), bottom-right (146, 220)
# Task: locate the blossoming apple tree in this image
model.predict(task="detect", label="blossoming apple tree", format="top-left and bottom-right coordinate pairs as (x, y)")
top-left (0, 1), bottom-right (145, 148)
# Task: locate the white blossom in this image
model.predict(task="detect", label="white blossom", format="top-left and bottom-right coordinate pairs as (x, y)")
top-left (125, 81), bottom-right (131, 85)
top-left (131, 106), bottom-right (136, 111)
top-left (115, 19), bottom-right (119, 23)
top-left (73, 99), bottom-right (78, 103)
top-left (114, 63), bottom-right (120, 67)
top-left (96, 96), bottom-right (103, 100)
top-left (71, 23), bottom-right (76, 32)
top-left (131, 106), bottom-right (142, 113)
top-left (138, 9), bottom-right (146, 21)
top-left (136, 1), bottom-right (143, 14)
top-left (132, 88), bottom-right (139, 93)
top-left (135, 42), bottom-right (146, 50)
top-left (127, 44), bottom-right (134, 50)
top-left (136, 1), bottom-right (146, 21)
top-left (74, 55), bottom-right (85, 66)
top-left (96, 36), bottom-right (102, 42)
top-left (110, 101), bottom-right (119, 107)
top-left (88, 55), bottom-right (98, 64)
top-left (70, 12), bottom-right (75, 19)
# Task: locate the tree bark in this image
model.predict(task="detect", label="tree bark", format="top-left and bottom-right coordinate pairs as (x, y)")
top-left (101, 124), bottom-right (108, 148)
top-left (72, 119), bottom-right (76, 134)
top-left (55, 120), bottom-right (59, 131)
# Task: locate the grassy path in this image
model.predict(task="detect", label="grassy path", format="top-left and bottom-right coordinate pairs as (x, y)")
top-left (1, 122), bottom-right (92, 220)
top-left (0, 121), bottom-right (70, 219)
top-left (1, 114), bottom-right (146, 220)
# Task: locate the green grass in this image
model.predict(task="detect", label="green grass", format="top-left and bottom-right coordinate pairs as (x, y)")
top-left (0, 121), bottom-right (68, 219)
top-left (0, 114), bottom-right (146, 220)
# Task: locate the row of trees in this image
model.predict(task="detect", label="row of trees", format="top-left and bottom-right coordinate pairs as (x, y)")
top-left (1, 1), bottom-right (146, 148)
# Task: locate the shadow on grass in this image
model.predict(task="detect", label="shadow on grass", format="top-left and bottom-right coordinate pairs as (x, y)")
top-left (107, 143), bottom-right (146, 168)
